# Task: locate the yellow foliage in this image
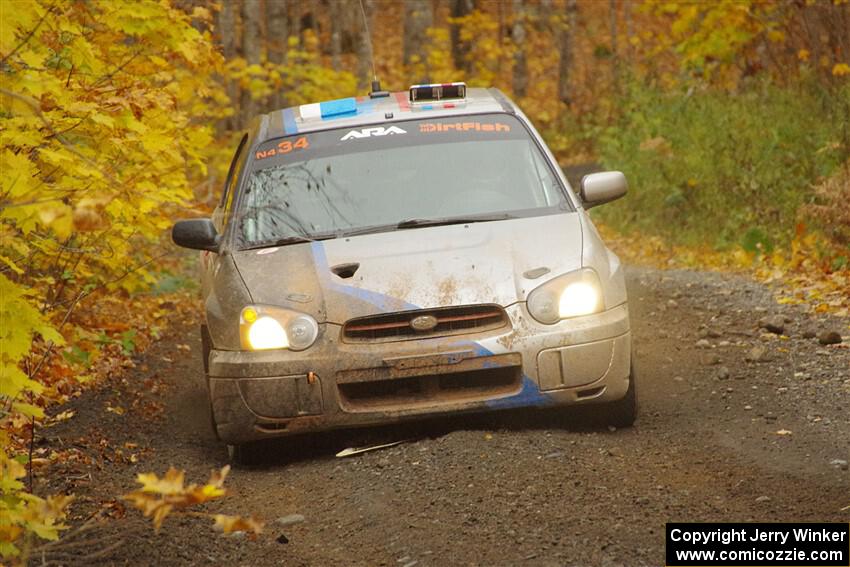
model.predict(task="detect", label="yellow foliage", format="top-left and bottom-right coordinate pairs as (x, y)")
top-left (598, 223), bottom-right (850, 317)
top-left (1, 0), bottom-right (225, 558)
top-left (1, 0), bottom-right (223, 401)
top-left (832, 63), bottom-right (850, 76)
top-left (0, 451), bottom-right (72, 558)
top-left (449, 10), bottom-right (510, 87)
top-left (123, 466), bottom-right (263, 536)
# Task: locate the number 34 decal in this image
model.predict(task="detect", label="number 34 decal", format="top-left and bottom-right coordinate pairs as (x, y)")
top-left (255, 136), bottom-right (309, 160)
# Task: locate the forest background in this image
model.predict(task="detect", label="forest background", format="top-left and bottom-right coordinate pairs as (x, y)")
top-left (1, 0), bottom-right (849, 559)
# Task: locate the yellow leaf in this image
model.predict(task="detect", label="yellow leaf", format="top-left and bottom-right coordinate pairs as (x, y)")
top-left (137, 467), bottom-right (185, 495)
top-left (151, 503), bottom-right (173, 531)
top-left (191, 7), bottom-right (212, 21)
top-left (0, 254), bottom-right (24, 275)
top-left (1, 150), bottom-right (36, 198)
top-left (11, 401), bottom-right (44, 418)
top-left (212, 514), bottom-right (264, 535)
top-left (767, 30), bottom-right (784, 43)
top-left (36, 204), bottom-right (73, 239)
top-left (19, 49), bottom-right (43, 68)
top-left (832, 63), bottom-right (850, 77)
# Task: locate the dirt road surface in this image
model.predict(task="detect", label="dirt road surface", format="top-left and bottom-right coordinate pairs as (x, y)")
top-left (39, 267), bottom-right (849, 566)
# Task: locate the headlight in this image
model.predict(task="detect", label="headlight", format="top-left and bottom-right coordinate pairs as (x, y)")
top-left (526, 269), bottom-right (603, 324)
top-left (240, 306), bottom-right (319, 351)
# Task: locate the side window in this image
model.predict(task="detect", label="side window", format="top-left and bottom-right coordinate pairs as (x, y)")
top-left (214, 134), bottom-right (248, 231)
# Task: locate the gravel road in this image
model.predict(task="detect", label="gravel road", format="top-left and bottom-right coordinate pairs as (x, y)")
top-left (39, 266), bottom-right (849, 566)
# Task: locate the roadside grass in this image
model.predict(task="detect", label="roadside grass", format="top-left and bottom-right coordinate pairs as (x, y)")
top-left (594, 78), bottom-right (849, 256)
top-left (585, 78), bottom-right (849, 320)
top-left (597, 221), bottom-right (849, 320)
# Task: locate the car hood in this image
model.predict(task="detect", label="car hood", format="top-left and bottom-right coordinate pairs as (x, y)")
top-left (232, 213), bottom-right (583, 324)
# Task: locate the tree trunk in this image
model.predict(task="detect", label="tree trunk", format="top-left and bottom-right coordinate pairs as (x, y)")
top-left (267, 0), bottom-right (288, 66)
top-left (217, 0), bottom-right (239, 130)
top-left (240, 0), bottom-right (262, 122)
top-left (290, 0), bottom-right (301, 47)
top-left (267, 0), bottom-right (288, 110)
top-left (403, 0), bottom-right (433, 83)
top-left (218, 0), bottom-right (238, 59)
top-left (558, 0), bottom-right (578, 105)
top-left (511, 0), bottom-right (528, 98)
top-left (450, 0), bottom-right (474, 75)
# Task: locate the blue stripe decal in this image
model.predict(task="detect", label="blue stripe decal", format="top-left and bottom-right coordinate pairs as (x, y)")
top-left (486, 377), bottom-right (553, 409)
top-left (309, 240), bottom-right (550, 410)
top-left (310, 241), bottom-right (417, 312)
top-left (282, 108), bottom-right (298, 134)
top-left (446, 339), bottom-right (552, 410)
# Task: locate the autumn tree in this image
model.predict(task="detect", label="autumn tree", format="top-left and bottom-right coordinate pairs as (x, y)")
top-left (356, 0), bottom-right (375, 89)
top-left (511, 0), bottom-right (529, 97)
top-left (327, 0), bottom-right (342, 70)
top-left (0, 0), bottom-right (225, 557)
top-left (557, 0), bottom-right (578, 105)
top-left (450, 0), bottom-right (475, 75)
top-left (267, 0), bottom-right (289, 109)
top-left (403, 0), bottom-right (433, 84)
top-left (240, 0), bottom-right (262, 122)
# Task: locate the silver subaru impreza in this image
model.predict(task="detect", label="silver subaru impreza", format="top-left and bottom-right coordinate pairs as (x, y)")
top-left (173, 82), bottom-right (635, 462)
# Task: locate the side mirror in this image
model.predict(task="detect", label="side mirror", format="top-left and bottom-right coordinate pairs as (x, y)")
top-left (172, 219), bottom-right (220, 252)
top-left (580, 171), bottom-right (628, 209)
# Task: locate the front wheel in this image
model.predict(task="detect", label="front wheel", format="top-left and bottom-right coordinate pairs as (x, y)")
top-left (200, 324), bottom-right (211, 375)
top-left (602, 361), bottom-right (637, 428)
top-left (226, 442), bottom-right (265, 466)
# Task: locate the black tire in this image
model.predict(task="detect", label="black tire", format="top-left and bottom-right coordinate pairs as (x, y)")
top-left (227, 442), bottom-right (265, 466)
top-left (208, 401), bottom-right (221, 441)
top-left (200, 324), bottom-right (212, 375)
top-left (603, 360), bottom-right (637, 428)
top-left (200, 324), bottom-right (220, 440)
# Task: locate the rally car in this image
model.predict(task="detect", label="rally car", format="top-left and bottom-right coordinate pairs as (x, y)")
top-left (172, 82), bottom-right (635, 462)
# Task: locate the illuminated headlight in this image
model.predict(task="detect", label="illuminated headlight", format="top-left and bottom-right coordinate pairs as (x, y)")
top-left (526, 269), bottom-right (604, 324)
top-left (240, 306), bottom-right (319, 351)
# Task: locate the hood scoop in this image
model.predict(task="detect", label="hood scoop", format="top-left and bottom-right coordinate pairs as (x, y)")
top-left (331, 262), bottom-right (360, 279)
top-left (523, 266), bottom-right (550, 279)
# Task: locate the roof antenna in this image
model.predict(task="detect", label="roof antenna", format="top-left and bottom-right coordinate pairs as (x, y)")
top-left (359, 0), bottom-right (389, 98)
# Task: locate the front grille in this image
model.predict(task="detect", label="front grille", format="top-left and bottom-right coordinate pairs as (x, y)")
top-left (337, 366), bottom-right (522, 412)
top-left (342, 304), bottom-right (508, 342)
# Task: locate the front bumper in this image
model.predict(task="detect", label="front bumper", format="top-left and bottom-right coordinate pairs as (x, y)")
top-left (208, 303), bottom-right (631, 444)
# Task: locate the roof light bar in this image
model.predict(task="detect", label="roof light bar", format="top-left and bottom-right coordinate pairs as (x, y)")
top-left (409, 82), bottom-right (467, 103)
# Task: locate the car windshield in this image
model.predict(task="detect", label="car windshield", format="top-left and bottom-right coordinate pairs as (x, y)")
top-left (235, 113), bottom-right (569, 248)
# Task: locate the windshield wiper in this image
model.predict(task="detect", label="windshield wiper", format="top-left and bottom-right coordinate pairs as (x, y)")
top-left (396, 213), bottom-right (516, 229)
top-left (242, 213), bottom-right (517, 250)
top-left (242, 233), bottom-right (335, 251)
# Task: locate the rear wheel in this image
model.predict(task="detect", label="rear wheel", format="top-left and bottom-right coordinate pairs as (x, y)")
top-left (603, 360), bottom-right (637, 428)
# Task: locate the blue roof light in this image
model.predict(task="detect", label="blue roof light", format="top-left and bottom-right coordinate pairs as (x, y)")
top-left (320, 98), bottom-right (357, 118)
